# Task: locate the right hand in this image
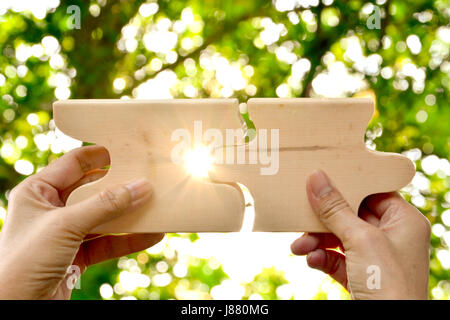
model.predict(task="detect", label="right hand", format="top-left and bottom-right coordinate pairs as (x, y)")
top-left (291, 170), bottom-right (431, 299)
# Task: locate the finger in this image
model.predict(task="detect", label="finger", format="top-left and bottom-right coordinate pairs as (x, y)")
top-left (363, 192), bottom-right (406, 219)
top-left (358, 203), bottom-right (379, 227)
top-left (291, 233), bottom-right (342, 255)
top-left (291, 233), bottom-right (319, 255)
top-left (34, 146), bottom-right (110, 191)
top-left (306, 248), bottom-right (348, 290)
top-left (60, 169), bottom-right (108, 204)
top-left (306, 170), bottom-right (369, 245)
top-left (63, 179), bottom-right (152, 235)
top-left (78, 233), bottom-right (165, 267)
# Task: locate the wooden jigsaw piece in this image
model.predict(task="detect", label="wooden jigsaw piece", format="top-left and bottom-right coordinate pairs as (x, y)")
top-left (209, 98), bottom-right (415, 232)
top-left (54, 98), bottom-right (415, 233)
top-left (53, 99), bottom-right (246, 233)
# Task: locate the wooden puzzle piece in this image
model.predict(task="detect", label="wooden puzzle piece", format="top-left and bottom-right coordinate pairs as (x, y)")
top-left (53, 99), bottom-right (246, 233)
top-left (209, 98), bottom-right (415, 232)
top-left (53, 98), bottom-right (415, 233)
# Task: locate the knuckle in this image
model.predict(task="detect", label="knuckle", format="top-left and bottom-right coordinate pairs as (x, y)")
top-left (415, 213), bottom-right (431, 237)
top-left (318, 193), bottom-right (349, 221)
top-left (25, 179), bottom-right (45, 194)
top-left (75, 153), bottom-right (93, 173)
top-left (402, 202), bottom-right (431, 237)
top-left (8, 178), bottom-right (34, 201)
top-left (52, 212), bottom-right (85, 239)
top-left (342, 225), bottom-right (381, 249)
top-left (342, 228), bottom-right (363, 247)
top-left (98, 188), bottom-right (128, 213)
top-left (384, 201), bottom-right (401, 217)
top-left (8, 184), bottom-right (23, 202)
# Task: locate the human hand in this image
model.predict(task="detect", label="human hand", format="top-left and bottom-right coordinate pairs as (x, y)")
top-left (0, 146), bottom-right (164, 300)
top-left (291, 170), bottom-right (430, 299)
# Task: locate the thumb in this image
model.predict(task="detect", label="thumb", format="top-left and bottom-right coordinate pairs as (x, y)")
top-left (306, 170), bottom-right (368, 245)
top-left (63, 179), bottom-right (152, 235)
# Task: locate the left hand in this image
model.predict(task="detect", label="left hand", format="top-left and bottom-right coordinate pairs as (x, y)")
top-left (0, 146), bottom-right (164, 299)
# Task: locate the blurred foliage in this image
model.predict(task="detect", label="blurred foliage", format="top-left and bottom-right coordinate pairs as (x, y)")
top-left (0, 0), bottom-right (449, 300)
top-left (72, 233), bottom-right (229, 300)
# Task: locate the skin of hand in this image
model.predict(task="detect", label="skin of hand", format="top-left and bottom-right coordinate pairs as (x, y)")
top-left (291, 170), bottom-right (431, 300)
top-left (0, 146), bottom-right (164, 300)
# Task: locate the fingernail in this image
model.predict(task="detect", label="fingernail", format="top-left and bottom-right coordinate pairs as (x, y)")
top-left (291, 239), bottom-right (305, 255)
top-left (306, 251), bottom-right (315, 261)
top-left (125, 179), bottom-right (152, 202)
top-left (308, 170), bottom-right (333, 198)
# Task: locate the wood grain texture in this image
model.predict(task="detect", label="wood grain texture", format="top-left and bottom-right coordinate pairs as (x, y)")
top-left (53, 98), bottom-right (415, 233)
top-left (210, 98), bottom-right (415, 232)
top-left (53, 99), bottom-right (246, 233)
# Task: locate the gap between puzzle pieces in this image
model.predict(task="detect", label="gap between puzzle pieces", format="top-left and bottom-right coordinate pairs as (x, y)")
top-left (53, 98), bottom-right (415, 233)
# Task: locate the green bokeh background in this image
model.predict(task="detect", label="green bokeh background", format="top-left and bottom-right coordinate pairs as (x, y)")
top-left (0, 0), bottom-right (449, 299)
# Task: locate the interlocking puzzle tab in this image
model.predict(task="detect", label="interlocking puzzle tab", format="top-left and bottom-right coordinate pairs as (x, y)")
top-left (53, 99), bottom-right (246, 233)
top-left (210, 98), bottom-right (415, 232)
top-left (53, 98), bottom-right (415, 233)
